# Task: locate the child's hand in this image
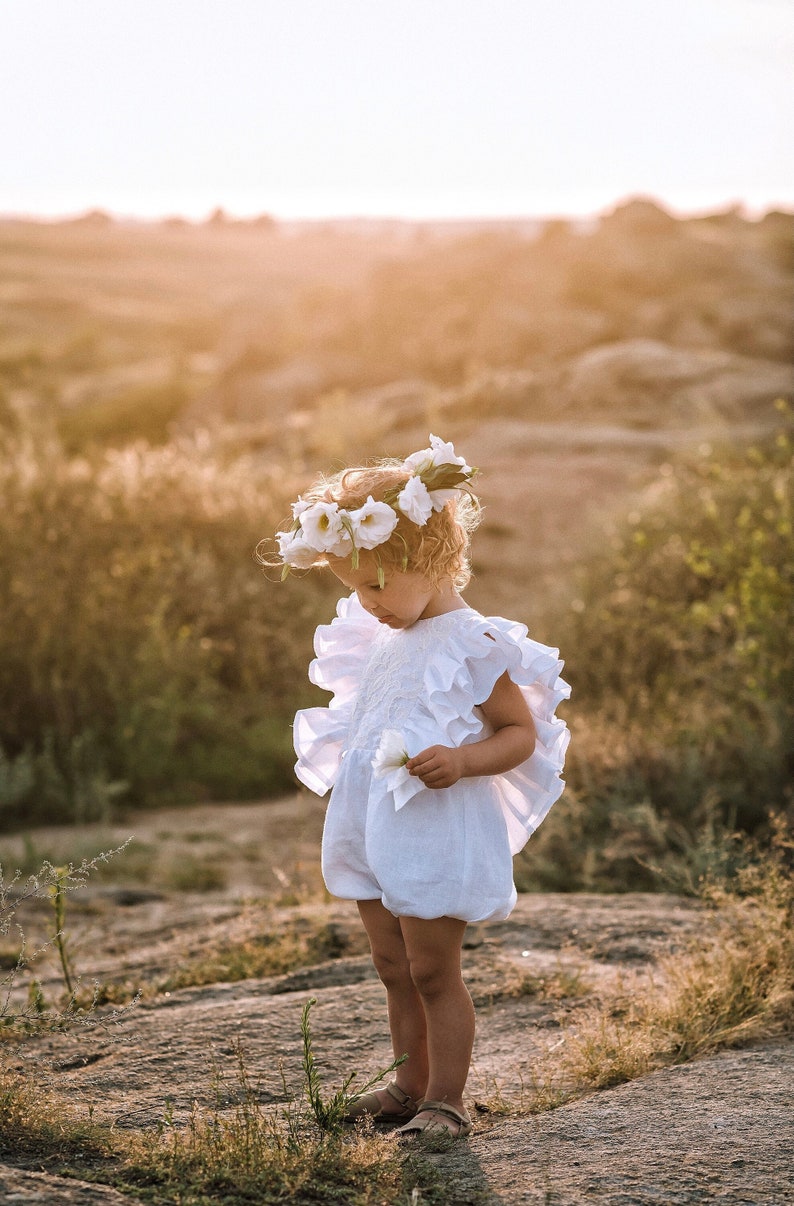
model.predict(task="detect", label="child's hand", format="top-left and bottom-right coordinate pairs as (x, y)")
top-left (405, 745), bottom-right (464, 789)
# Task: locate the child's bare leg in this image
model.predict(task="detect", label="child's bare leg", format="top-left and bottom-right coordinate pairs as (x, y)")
top-left (399, 915), bottom-right (473, 1113)
top-left (357, 899), bottom-right (429, 1106)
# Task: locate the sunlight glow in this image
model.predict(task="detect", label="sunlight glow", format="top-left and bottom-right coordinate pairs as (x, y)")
top-left (1, 0), bottom-right (791, 221)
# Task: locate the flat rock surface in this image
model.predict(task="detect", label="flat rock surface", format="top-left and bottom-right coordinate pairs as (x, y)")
top-left (0, 1167), bottom-right (143, 1205)
top-left (5, 871), bottom-right (792, 1205)
top-left (429, 1043), bottom-right (794, 1205)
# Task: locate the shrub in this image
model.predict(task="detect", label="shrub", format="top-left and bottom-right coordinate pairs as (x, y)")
top-left (519, 421), bottom-right (793, 890)
top-left (57, 378), bottom-right (191, 452)
top-left (0, 435), bottom-right (334, 824)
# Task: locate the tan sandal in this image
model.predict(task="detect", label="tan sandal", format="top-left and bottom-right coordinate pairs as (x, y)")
top-left (343, 1080), bottom-right (420, 1125)
top-left (396, 1100), bottom-right (472, 1139)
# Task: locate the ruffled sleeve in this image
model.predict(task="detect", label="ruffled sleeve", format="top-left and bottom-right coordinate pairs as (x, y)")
top-left (293, 595), bottom-right (379, 795)
top-left (422, 613), bottom-right (571, 855)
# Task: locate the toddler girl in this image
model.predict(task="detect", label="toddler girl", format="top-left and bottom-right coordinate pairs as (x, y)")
top-left (268, 435), bottom-right (570, 1138)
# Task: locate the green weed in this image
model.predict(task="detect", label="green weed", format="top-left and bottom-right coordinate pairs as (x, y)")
top-left (0, 845), bottom-right (138, 1031)
top-left (300, 996), bottom-right (407, 1134)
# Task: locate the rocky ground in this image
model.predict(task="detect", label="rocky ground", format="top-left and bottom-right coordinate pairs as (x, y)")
top-left (2, 799), bottom-right (791, 1204)
top-left (3, 1036), bottom-right (793, 1205)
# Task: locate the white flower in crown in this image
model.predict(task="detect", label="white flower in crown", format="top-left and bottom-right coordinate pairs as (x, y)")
top-left (299, 500), bottom-right (352, 556)
top-left (371, 729), bottom-right (410, 778)
top-left (397, 475), bottom-right (434, 525)
top-left (276, 435), bottom-right (476, 573)
top-left (276, 529), bottom-right (318, 568)
top-left (349, 496), bottom-right (399, 550)
top-left (427, 487), bottom-right (459, 511)
top-left (291, 496), bottom-right (312, 520)
top-left (403, 434), bottom-right (471, 476)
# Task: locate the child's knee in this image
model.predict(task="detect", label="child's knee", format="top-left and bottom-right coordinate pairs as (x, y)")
top-left (407, 955), bottom-right (453, 999)
top-left (370, 946), bottom-right (411, 988)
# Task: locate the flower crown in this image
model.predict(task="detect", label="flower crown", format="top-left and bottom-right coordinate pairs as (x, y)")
top-left (276, 435), bottom-right (477, 581)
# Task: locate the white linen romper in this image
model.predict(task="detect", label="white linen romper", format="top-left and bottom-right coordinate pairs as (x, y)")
top-left (293, 596), bottom-right (571, 923)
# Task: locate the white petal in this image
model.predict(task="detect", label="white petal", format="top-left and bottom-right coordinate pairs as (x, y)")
top-left (372, 729), bottom-right (409, 776)
top-left (349, 496), bottom-right (399, 550)
top-left (291, 496), bottom-right (312, 519)
top-left (278, 531), bottom-right (318, 568)
top-left (427, 487), bottom-right (458, 512)
top-left (300, 501), bottom-right (346, 551)
top-left (403, 446), bottom-right (435, 474)
top-left (397, 477), bottom-right (433, 525)
top-left (327, 529), bottom-right (353, 557)
top-left (428, 435), bottom-right (470, 472)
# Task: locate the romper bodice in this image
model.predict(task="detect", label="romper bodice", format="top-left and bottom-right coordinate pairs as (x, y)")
top-left (346, 612), bottom-right (473, 754)
top-left (293, 595), bottom-right (571, 858)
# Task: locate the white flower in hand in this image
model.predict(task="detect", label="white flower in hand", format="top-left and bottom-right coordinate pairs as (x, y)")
top-left (371, 729), bottom-right (409, 777)
top-left (299, 501), bottom-right (352, 555)
top-left (276, 529), bottom-right (318, 568)
top-left (349, 496), bottom-right (399, 550)
top-left (372, 729), bottom-right (427, 811)
top-left (397, 476), bottom-right (433, 525)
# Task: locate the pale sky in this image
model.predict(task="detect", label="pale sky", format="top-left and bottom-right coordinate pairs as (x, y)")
top-left (1, 0), bottom-right (792, 221)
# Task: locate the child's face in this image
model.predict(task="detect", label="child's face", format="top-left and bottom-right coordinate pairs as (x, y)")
top-left (328, 553), bottom-right (447, 630)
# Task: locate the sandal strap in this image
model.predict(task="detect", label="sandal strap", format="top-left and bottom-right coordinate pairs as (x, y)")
top-left (384, 1080), bottom-right (417, 1108)
top-left (397, 1100), bottom-right (472, 1137)
top-left (344, 1080), bottom-right (419, 1123)
top-left (415, 1100), bottom-right (470, 1127)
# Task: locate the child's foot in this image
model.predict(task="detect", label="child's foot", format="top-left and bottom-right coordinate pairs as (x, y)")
top-left (396, 1100), bottom-right (472, 1139)
top-left (343, 1080), bottom-right (421, 1125)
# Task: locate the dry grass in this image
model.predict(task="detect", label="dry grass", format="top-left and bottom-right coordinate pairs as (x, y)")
top-left (159, 918), bottom-right (359, 993)
top-left (0, 1036), bottom-right (446, 1206)
top-left (468, 818), bottom-right (794, 1119)
top-left (551, 819), bottom-right (793, 1096)
top-left (123, 1119), bottom-right (416, 1206)
top-left (0, 1064), bottom-right (113, 1163)
top-left (506, 966), bottom-right (591, 1003)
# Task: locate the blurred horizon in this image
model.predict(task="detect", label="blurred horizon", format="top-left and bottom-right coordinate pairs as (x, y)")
top-left (2, 190), bottom-right (791, 228)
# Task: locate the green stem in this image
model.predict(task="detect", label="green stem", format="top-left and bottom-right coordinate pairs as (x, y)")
top-left (52, 868), bottom-right (75, 997)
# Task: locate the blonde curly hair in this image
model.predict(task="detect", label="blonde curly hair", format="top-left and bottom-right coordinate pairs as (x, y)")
top-left (265, 459), bottom-right (481, 589)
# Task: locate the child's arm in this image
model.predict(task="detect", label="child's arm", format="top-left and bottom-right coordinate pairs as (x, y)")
top-left (405, 671), bottom-right (536, 789)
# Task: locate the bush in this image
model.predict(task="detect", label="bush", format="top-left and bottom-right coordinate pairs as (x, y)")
top-left (0, 435), bottom-right (334, 824)
top-left (57, 379), bottom-right (191, 453)
top-left (520, 421), bottom-right (793, 891)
